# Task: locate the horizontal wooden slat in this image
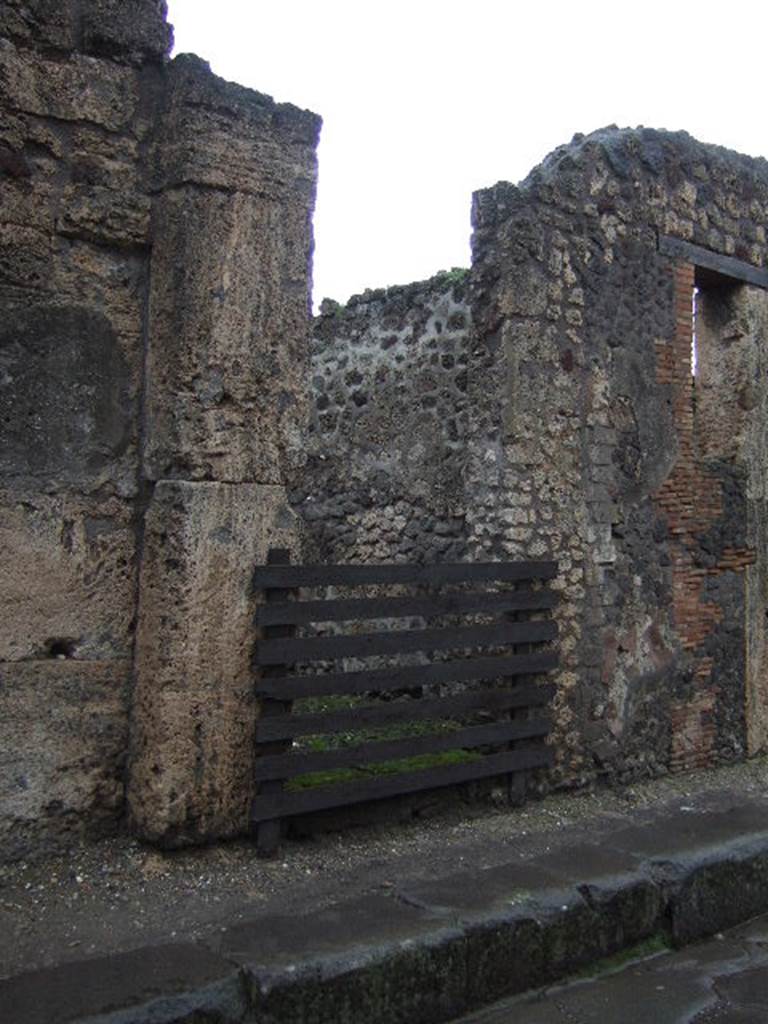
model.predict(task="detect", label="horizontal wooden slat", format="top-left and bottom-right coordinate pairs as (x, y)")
top-left (253, 716), bottom-right (551, 781)
top-left (256, 649), bottom-right (557, 700)
top-left (253, 560), bottom-right (557, 590)
top-left (255, 681), bottom-right (556, 742)
top-left (256, 587), bottom-right (557, 627)
top-left (257, 618), bottom-right (557, 666)
top-left (251, 747), bottom-right (553, 822)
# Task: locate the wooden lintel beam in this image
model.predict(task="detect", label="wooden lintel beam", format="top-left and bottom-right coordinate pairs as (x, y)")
top-left (659, 235), bottom-right (768, 290)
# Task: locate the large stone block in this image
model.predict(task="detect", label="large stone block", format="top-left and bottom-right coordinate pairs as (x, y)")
top-left (0, 0), bottom-right (171, 62)
top-left (81, 0), bottom-right (173, 65)
top-left (0, 660), bottom-right (130, 861)
top-left (144, 186), bottom-right (311, 484)
top-left (0, 0), bottom-right (79, 53)
top-left (0, 489), bottom-right (137, 661)
top-left (0, 303), bottom-right (136, 490)
top-left (56, 183), bottom-right (151, 249)
top-left (155, 55), bottom-right (320, 200)
top-left (0, 41), bottom-right (139, 131)
top-left (49, 237), bottom-right (148, 351)
top-left (128, 481), bottom-right (301, 845)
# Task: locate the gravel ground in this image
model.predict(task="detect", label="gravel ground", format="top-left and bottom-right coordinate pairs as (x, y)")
top-left (2, 756), bottom-right (768, 980)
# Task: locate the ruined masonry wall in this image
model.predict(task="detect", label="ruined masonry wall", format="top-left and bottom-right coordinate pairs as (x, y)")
top-left (294, 128), bottom-right (768, 793)
top-left (0, 0), bottom-right (320, 858)
top-left (469, 127), bottom-right (768, 785)
top-left (293, 274), bottom-right (471, 562)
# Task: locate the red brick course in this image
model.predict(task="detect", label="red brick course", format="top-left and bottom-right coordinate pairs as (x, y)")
top-left (654, 262), bottom-right (754, 771)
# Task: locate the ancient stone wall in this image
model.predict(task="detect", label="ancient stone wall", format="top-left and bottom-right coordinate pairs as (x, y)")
top-left (292, 129), bottom-right (768, 795)
top-left (468, 128), bottom-right (768, 785)
top-left (0, 0), bottom-right (320, 857)
top-left (0, 0), bottom-right (171, 860)
top-left (293, 272), bottom-right (471, 563)
top-left (3, 2), bottom-right (768, 858)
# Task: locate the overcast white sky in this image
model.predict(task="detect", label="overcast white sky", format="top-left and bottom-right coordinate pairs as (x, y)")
top-left (167, 0), bottom-right (767, 308)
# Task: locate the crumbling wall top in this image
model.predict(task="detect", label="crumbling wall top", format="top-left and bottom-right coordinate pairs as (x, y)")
top-left (475, 126), bottom-right (768, 270)
top-left (0, 0), bottom-right (174, 65)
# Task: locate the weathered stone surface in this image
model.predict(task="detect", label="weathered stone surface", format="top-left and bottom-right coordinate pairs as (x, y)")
top-left (0, 660), bottom-right (130, 861)
top-left (670, 846), bottom-right (768, 946)
top-left (293, 271), bottom-right (470, 563)
top-left (0, 0), bottom-right (171, 62)
top-left (0, 489), bottom-right (137, 662)
top-left (154, 54), bottom-right (320, 198)
top-left (1, 942), bottom-right (243, 1024)
top-left (81, 0), bottom-right (173, 66)
top-left (0, 0), bottom-right (320, 859)
top-left (0, 0), bottom-right (79, 53)
top-left (467, 127), bottom-right (768, 785)
top-left (0, 305), bottom-right (134, 488)
top-left (142, 56), bottom-right (320, 486)
top-left (144, 185), bottom-right (312, 485)
top-left (128, 481), bottom-right (302, 845)
top-left (0, 41), bottom-right (139, 131)
top-left (56, 184), bottom-right (151, 248)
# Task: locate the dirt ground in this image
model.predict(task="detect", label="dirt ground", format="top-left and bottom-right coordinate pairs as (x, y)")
top-left (2, 757), bottom-right (767, 981)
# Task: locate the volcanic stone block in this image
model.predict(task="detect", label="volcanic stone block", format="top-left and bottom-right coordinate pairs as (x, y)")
top-left (55, 184), bottom-right (152, 249)
top-left (143, 185), bottom-right (312, 484)
top-left (0, 42), bottom-right (139, 131)
top-left (0, 0), bottom-right (171, 61)
top-left (80, 0), bottom-right (173, 66)
top-left (0, 660), bottom-right (130, 861)
top-left (0, 489), bottom-right (137, 662)
top-left (155, 54), bottom-right (320, 200)
top-left (128, 480), bottom-right (301, 846)
top-left (0, 0), bottom-right (79, 52)
top-left (142, 55), bottom-right (319, 486)
top-left (0, 304), bottom-right (134, 488)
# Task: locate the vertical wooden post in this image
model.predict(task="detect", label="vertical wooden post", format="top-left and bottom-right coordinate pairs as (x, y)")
top-left (254, 547), bottom-right (295, 857)
top-left (506, 600), bottom-right (529, 806)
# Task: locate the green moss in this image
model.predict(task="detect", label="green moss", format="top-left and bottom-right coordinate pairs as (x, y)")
top-left (567, 933), bottom-right (671, 982)
top-left (433, 267), bottom-right (469, 290)
top-left (286, 748), bottom-right (481, 791)
top-left (294, 694), bottom-right (466, 752)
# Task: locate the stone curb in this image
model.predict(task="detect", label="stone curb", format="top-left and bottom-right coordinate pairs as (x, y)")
top-left (5, 816), bottom-right (768, 1024)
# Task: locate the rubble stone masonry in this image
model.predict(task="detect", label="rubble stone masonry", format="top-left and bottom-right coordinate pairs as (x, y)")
top-left (468, 128), bottom-right (768, 786)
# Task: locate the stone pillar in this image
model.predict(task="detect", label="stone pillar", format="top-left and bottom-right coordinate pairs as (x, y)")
top-left (126, 56), bottom-right (320, 845)
top-left (127, 482), bottom-right (301, 844)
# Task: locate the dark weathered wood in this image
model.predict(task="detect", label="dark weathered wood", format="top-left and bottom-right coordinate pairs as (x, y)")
top-left (253, 716), bottom-right (551, 781)
top-left (257, 618), bottom-right (557, 666)
top-left (256, 587), bottom-right (558, 627)
top-left (254, 548), bottom-right (294, 858)
top-left (256, 649), bottom-right (558, 700)
top-left (252, 557), bottom-right (559, 850)
top-left (255, 681), bottom-right (557, 742)
top-left (252, 560), bottom-right (557, 590)
top-left (250, 747), bottom-right (553, 822)
top-left (659, 235), bottom-right (768, 290)
top-left (506, 607), bottom-right (533, 807)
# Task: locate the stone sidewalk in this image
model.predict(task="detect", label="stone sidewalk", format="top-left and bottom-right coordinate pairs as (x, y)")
top-left (3, 768), bottom-right (768, 1023)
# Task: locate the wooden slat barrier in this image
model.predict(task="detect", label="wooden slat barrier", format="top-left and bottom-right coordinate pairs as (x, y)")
top-left (251, 555), bottom-right (559, 855)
